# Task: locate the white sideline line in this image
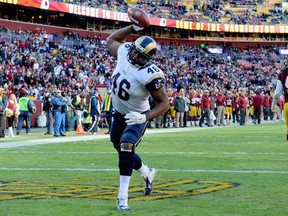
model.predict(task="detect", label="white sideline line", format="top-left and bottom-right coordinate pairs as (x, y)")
top-left (0, 135), bottom-right (110, 149)
top-left (0, 126), bottom-right (211, 149)
top-left (0, 167), bottom-right (287, 174)
top-left (0, 151), bottom-right (287, 155)
top-left (0, 121), bottom-right (282, 149)
top-left (0, 127), bottom-right (205, 146)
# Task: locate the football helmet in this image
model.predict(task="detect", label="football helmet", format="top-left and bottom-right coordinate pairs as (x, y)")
top-left (128, 36), bottom-right (157, 67)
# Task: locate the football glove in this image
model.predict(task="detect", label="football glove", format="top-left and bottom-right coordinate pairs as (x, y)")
top-left (125, 111), bottom-right (146, 125)
top-left (132, 24), bottom-right (144, 32)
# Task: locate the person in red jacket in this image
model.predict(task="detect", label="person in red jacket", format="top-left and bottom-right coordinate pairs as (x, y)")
top-left (238, 90), bottom-right (247, 126)
top-left (199, 89), bottom-right (212, 127)
top-left (262, 91), bottom-right (271, 121)
top-left (215, 89), bottom-right (226, 126)
top-left (252, 90), bottom-right (264, 124)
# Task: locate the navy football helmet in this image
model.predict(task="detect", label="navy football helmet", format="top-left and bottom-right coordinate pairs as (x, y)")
top-left (128, 36), bottom-right (158, 67)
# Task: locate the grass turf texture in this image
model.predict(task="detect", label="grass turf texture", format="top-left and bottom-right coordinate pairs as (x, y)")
top-left (0, 123), bottom-right (287, 216)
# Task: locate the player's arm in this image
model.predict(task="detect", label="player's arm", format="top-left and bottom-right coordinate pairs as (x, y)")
top-left (124, 74), bottom-right (170, 125)
top-left (146, 87), bottom-right (170, 121)
top-left (106, 25), bottom-right (135, 59)
top-left (272, 80), bottom-right (284, 110)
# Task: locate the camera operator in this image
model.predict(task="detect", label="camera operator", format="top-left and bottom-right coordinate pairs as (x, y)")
top-left (43, 90), bottom-right (53, 135)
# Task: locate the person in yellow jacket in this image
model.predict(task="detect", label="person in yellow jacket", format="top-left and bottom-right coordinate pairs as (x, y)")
top-left (71, 90), bottom-right (86, 127)
top-left (101, 87), bottom-right (113, 134)
top-left (16, 91), bottom-right (36, 135)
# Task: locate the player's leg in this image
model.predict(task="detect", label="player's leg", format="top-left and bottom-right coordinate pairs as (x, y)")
top-left (110, 113), bottom-right (130, 210)
top-left (116, 141), bottom-right (134, 211)
top-left (121, 122), bottom-right (156, 194)
top-left (134, 153), bottom-right (157, 195)
top-left (112, 113), bottom-right (153, 210)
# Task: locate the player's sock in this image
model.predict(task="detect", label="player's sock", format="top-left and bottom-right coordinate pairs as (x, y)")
top-left (137, 164), bottom-right (150, 179)
top-left (118, 175), bottom-right (131, 198)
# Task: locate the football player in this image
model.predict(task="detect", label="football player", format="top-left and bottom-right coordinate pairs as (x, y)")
top-left (271, 67), bottom-right (288, 140)
top-left (225, 91), bottom-right (233, 125)
top-left (189, 90), bottom-right (200, 126)
top-left (106, 24), bottom-right (170, 211)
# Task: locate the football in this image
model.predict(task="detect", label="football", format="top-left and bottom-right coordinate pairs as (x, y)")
top-left (127, 7), bottom-right (150, 28)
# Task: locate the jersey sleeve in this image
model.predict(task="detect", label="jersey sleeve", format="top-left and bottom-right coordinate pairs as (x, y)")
top-left (145, 73), bottom-right (166, 92)
top-left (118, 42), bottom-right (131, 58)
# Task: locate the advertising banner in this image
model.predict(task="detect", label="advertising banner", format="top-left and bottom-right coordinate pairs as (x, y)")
top-left (3, 0), bottom-right (288, 33)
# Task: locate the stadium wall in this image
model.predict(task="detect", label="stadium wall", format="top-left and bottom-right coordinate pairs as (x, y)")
top-left (1, 19), bottom-right (287, 48)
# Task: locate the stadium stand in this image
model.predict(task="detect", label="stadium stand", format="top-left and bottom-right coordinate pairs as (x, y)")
top-left (0, 0), bottom-right (287, 130)
top-left (50, 0), bottom-right (287, 24)
top-left (0, 25), bottom-right (285, 96)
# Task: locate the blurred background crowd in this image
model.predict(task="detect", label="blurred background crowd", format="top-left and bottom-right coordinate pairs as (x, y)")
top-left (0, 0), bottom-right (286, 137)
top-left (0, 26), bottom-right (283, 99)
top-left (54, 0), bottom-right (287, 25)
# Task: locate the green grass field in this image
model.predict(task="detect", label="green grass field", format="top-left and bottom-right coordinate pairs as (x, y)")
top-left (0, 123), bottom-right (287, 216)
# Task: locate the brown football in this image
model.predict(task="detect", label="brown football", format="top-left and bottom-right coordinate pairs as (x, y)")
top-left (127, 8), bottom-right (150, 27)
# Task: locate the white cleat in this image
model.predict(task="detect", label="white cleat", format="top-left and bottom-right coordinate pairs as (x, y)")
top-left (144, 168), bottom-right (157, 195)
top-left (116, 196), bottom-right (130, 211)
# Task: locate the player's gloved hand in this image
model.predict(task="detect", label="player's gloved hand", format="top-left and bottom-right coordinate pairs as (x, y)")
top-left (132, 24), bottom-right (144, 32)
top-left (125, 111), bottom-right (146, 125)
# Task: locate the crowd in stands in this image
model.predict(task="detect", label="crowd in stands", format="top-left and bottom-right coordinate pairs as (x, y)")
top-left (0, 26), bottom-right (284, 99)
top-left (0, 27), bottom-right (114, 96)
top-left (52, 0), bottom-right (287, 24)
top-left (0, 24), bottom-right (285, 135)
top-left (0, 0), bottom-right (285, 139)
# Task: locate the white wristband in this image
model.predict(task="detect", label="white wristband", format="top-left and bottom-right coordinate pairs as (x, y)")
top-left (132, 24), bottom-right (144, 32)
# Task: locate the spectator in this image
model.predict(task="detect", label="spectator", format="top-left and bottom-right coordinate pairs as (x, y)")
top-left (215, 89), bottom-right (226, 126)
top-left (199, 89), bottom-right (212, 127)
top-left (6, 93), bottom-right (19, 137)
top-left (174, 88), bottom-right (186, 128)
top-left (238, 90), bottom-right (247, 126)
top-left (19, 83), bottom-right (29, 98)
top-left (232, 91), bottom-right (240, 124)
top-left (43, 90), bottom-right (53, 135)
top-left (71, 90), bottom-right (86, 129)
top-left (182, 90), bottom-right (190, 127)
top-left (65, 90), bottom-right (75, 131)
top-left (88, 90), bottom-right (101, 135)
top-left (52, 89), bottom-right (68, 137)
top-left (101, 87), bottom-right (113, 134)
top-left (0, 87), bottom-right (8, 138)
top-left (16, 90), bottom-right (36, 135)
top-left (263, 91), bottom-right (271, 121)
top-left (252, 90), bottom-right (264, 124)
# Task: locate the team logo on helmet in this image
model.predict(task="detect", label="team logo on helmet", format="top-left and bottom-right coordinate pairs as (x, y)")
top-left (128, 36), bottom-right (158, 67)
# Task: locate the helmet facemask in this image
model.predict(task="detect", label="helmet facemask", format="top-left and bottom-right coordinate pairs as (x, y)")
top-left (127, 36), bottom-right (157, 67)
